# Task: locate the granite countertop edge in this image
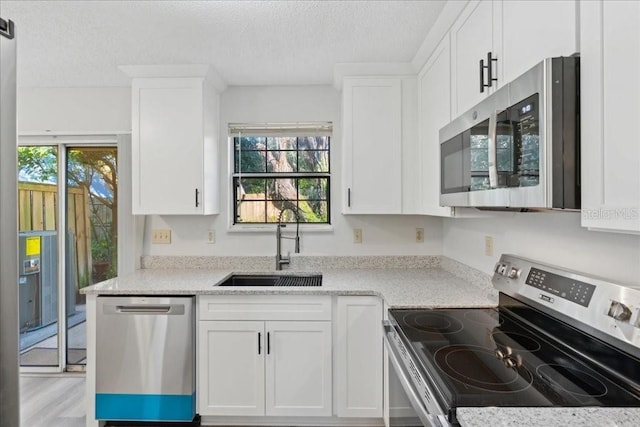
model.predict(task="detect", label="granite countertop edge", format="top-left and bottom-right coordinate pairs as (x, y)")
top-left (456, 407), bottom-right (640, 427)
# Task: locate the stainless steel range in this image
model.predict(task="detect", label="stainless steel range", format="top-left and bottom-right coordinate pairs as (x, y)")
top-left (383, 254), bottom-right (640, 426)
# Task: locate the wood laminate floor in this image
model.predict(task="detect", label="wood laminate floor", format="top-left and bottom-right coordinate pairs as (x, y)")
top-left (20, 374), bottom-right (86, 427)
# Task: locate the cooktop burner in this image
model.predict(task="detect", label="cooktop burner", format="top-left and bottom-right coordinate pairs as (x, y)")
top-left (403, 312), bottom-right (463, 334)
top-left (434, 344), bottom-right (533, 393)
top-left (536, 364), bottom-right (608, 398)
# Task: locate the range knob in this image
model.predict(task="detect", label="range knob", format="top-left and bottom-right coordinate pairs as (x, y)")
top-left (608, 301), bottom-right (632, 322)
top-left (508, 268), bottom-right (521, 279)
top-left (494, 263), bottom-right (509, 276)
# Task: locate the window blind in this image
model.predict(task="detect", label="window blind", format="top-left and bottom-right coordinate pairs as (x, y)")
top-left (228, 122), bottom-right (333, 137)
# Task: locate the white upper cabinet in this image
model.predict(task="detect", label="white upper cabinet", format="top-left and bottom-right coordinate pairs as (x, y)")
top-left (450, 0), bottom-right (499, 117)
top-left (342, 77), bottom-right (403, 214)
top-left (500, 0), bottom-right (577, 85)
top-left (341, 75), bottom-right (420, 215)
top-left (580, 0), bottom-right (640, 234)
top-left (131, 76), bottom-right (219, 215)
top-left (450, 0), bottom-right (577, 118)
top-left (419, 35), bottom-right (454, 217)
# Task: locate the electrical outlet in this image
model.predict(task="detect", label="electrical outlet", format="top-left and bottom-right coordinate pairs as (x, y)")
top-left (353, 228), bottom-right (362, 244)
top-left (416, 228), bottom-right (424, 243)
top-left (207, 230), bottom-right (215, 244)
top-left (484, 235), bottom-right (494, 256)
top-left (152, 229), bottom-right (171, 244)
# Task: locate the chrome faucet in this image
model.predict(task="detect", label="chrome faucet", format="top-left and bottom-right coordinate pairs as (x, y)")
top-left (276, 207), bottom-right (300, 270)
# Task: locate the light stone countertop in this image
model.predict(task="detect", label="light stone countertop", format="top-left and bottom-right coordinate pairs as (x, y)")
top-left (81, 266), bottom-right (497, 309)
top-left (456, 407), bottom-right (640, 427)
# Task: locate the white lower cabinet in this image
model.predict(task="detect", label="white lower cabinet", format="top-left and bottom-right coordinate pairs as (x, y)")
top-left (335, 296), bottom-right (383, 418)
top-left (197, 296), bottom-right (332, 418)
top-left (266, 321), bottom-right (332, 416)
top-left (198, 321), bottom-right (265, 416)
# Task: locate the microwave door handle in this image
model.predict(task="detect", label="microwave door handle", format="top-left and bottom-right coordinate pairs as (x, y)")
top-left (488, 110), bottom-right (498, 188)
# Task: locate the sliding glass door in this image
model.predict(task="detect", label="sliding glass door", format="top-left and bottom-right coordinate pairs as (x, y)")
top-left (18, 139), bottom-right (118, 370)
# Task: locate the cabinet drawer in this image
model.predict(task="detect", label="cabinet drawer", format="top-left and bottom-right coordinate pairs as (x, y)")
top-left (198, 295), bottom-right (331, 321)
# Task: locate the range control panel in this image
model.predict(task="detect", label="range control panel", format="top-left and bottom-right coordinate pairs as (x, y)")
top-left (492, 254), bottom-right (640, 353)
top-left (526, 268), bottom-right (596, 308)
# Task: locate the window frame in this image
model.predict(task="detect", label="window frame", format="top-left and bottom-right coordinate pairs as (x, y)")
top-left (228, 124), bottom-right (332, 229)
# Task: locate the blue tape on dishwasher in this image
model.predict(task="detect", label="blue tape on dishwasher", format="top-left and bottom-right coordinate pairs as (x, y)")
top-left (95, 392), bottom-right (196, 421)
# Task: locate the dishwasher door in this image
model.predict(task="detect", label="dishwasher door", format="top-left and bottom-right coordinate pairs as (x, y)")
top-left (96, 296), bottom-right (195, 422)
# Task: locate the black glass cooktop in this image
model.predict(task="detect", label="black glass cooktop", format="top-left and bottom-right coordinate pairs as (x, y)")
top-left (389, 295), bottom-right (640, 414)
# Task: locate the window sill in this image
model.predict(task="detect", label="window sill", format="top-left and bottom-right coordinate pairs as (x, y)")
top-left (227, 223), bottom-right (334, 233)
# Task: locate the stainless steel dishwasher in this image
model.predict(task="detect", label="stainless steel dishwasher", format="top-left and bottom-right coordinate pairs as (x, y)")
top-left (96, 296), bottom-right (196, 423)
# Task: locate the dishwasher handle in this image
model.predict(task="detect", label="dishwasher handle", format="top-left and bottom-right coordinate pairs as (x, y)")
top-left (103, 304), bottom-right (186, 315)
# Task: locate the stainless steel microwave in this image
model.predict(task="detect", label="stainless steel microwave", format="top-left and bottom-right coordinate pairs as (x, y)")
top-left (439, 57), bottom-right (580, 209)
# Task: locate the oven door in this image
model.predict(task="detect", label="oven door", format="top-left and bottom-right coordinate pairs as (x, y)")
top-left (383, 321), bottom-right (451, 427)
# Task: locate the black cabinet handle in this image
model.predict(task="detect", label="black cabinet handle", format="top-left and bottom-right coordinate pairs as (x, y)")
top-left (258, 332), bottom-right (261, 355)
top-left (267, 332), bottom-right (271, 355)
top-left (479, 58), bottom-right (485, 93)
top-left (347, 188), bottom-right (351, 207)
top-left (486, 51), bottom-right (498, 88)
top-left (195, 188), bottom-right (199, 207)
top-left (0, 18), bottom-right (15, 40)
top-left (480, 52), bottom-right (498, 93)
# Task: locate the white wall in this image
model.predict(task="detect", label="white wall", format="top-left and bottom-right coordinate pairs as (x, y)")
top-left (18, 87), bottom-right (131, 133)
top-left (143, 85), bottom-right (443, 257)
top-left (443, 212), bottom-right (640, 285)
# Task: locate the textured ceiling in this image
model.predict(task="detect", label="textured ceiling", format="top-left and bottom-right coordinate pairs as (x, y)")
top-left (1, 0), bottom-right (446, 87)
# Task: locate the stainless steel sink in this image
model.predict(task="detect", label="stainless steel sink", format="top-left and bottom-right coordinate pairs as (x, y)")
top-left (217, 274), bottom-right (322, 287)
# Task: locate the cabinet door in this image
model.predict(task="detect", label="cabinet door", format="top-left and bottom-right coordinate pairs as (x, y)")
top-left (198, 321), bottom-right (265, 416)
top-left (132, 78), bottom-right (204, 214)
top-left (265, 321), bottom-right (332, 417)
top-left (335, 296), bottom-right (383, 418)
top-left (501, 0), bottom-right (577, 84)
top-left (343, 77), bottom-right (402, 214)
top-left (581, 0), bottom-right (640, 234)
top-left (450, 0), bottom-right (499, 117)
top-left (419, 35), bottom-right (454, 217)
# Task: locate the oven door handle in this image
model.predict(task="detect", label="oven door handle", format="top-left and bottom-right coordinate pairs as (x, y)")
top-left (383, 321), bottom-right (450, 427)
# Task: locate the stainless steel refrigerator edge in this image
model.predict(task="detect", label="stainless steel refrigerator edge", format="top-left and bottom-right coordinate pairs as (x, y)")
top-left (0, 17), bottom-right (20, 427)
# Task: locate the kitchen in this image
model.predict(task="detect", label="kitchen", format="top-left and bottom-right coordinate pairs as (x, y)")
top-left (0, 1), bottom-right (639, 427)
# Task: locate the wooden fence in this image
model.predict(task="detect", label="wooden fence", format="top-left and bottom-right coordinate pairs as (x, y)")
top-left (18, 182), bottom-right (91, 287)
top-left (238, 193), bottom-right (280, 222)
